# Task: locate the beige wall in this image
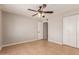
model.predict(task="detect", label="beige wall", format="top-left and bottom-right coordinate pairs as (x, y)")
top-left (2, 12), bottom-right (38, 45)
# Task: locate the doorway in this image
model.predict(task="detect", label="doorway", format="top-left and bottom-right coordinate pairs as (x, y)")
top-left (43, 22), bottom-right (48, 40)
top-left (37, 21), bottom-right (43, 40)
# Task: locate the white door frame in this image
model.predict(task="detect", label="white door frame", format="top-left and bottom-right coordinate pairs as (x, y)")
top-left (37, 19), bottom-right (48, 40)
top-left (37, 21), bottom-right (43, 40)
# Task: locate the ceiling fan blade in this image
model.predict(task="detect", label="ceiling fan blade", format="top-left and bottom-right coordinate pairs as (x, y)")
top-left (32, 13), bottom-right (38, 16)
top-left (43, 11), bottom-right (54, 13)
top-left (28, 9), bottom-right (37, 12)
top-left (38, 6), bottom-right (42, 11)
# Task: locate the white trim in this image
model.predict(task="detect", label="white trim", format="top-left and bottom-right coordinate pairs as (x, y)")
top-left (2, 39), bottom-right (37, 47)
top-left (48, 39), bottom-right (62, 45)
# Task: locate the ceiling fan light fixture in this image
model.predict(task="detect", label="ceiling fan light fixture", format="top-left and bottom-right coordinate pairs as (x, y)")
top-left (38, 13), bottom-right (41, 17)
top-left (38, 12), bottom-right (44, 17)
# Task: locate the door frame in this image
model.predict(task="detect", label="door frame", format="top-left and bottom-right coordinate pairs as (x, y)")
top-left (37, 19), bottom-right (48, 40)
top-left (43, 22), bottom-right (48, 40)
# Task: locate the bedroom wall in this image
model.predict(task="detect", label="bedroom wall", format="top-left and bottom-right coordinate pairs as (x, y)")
top-left (48, 8), bottom-right (79, 44)
top-left (2, 12), bottom-right (38, 45)
top-left (2, 7), bottom-right (79, 47)
top-left (48, 14), bottom-right (63, 44)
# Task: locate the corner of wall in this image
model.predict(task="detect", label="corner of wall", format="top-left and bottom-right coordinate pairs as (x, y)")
top-left (48, 39), bottom-right (62, 45)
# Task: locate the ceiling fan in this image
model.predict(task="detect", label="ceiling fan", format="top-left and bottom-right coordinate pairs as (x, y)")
top-left (28, 4), bottom-right (54, 18)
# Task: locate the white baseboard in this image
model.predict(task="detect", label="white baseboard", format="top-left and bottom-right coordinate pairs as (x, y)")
top-left (48, 39), bottom-right (62, 45)
top-left (2, 39), bottom-right (62, 48)
top-left (2, 39), bottom-right (38, 47)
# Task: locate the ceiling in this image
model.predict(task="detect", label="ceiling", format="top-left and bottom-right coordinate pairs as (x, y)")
top-left (1, 4), bottom-right (79, 18)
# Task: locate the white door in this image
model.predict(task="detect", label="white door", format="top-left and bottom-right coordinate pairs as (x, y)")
top-left (63, 15), bottom-right (77, 47)
top-left (38, 22), bottom-right (43, 40)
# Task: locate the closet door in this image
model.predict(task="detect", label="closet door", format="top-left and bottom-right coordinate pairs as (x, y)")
top-left (77, 15), bottom-right (79, 48)
top-left (63, 15), bottom-right (77, 47)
